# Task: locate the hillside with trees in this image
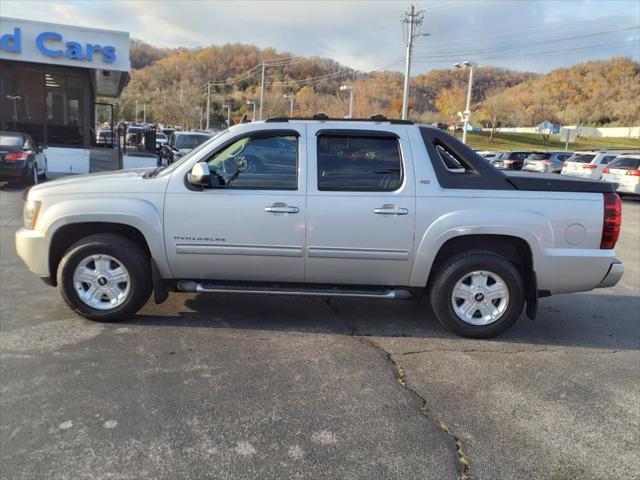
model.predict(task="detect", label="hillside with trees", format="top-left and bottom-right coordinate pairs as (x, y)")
top-left (114, 41), bottom-right (639, 133)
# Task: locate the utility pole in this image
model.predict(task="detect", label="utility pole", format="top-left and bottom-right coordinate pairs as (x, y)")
top-left (259, 61), bottom-right (266, 120)
top-left (143, 102), bottom-right (146, 123)
top-left (205, 82), bottom-right (211, 130)
top-left (135, 100), bottom-right (138, 123)
top-left (401, 5), bottom-right (428, 120)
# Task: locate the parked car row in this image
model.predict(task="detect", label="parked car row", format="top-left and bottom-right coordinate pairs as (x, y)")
top-left (477, 149), bottom-right (640, 196)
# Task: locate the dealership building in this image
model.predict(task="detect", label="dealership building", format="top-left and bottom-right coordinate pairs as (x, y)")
top-left (0, 17), bottom-right (130, 173)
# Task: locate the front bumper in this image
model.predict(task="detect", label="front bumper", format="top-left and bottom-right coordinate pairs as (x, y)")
top-left (597, 261), bottom-right (624, 288)
top-left (15, 227), bottom-right (50, 278)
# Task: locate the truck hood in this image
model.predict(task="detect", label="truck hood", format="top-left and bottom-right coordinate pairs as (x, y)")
top-left (28, 168), bottom-right (171, 198)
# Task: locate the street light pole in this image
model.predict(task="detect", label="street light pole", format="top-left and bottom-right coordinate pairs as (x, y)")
top-left (223, 104), bottom-right (231, 127)
top-left (259, 61), bottom-right (265, 120)
top-left (283, 94), bottom-right (295, 117)
top-left (454, 60), bottom-right (477, 145)
top-left (135, 100), bottom-right (138, 123)
top-left (247, 100), bottom-right (256, 121)
top-left (339, 85), bottom-right (354, 118)
top-left (206, 81), bottom-right (211, 130)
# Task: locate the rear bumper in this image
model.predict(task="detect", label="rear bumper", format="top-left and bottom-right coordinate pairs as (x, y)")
top-left (597, 261), bottom-right (624, 288)
top-left (0, 163), bottom-right (27, 178)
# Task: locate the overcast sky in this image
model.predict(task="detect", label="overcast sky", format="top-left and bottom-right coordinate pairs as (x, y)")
top-left (2, 0), bottom-right (639, 74)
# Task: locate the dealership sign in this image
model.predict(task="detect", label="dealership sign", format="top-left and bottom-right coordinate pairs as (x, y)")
top-left (0, 17), bottom-right (129, 72)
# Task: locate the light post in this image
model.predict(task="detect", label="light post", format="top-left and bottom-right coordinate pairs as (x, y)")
top-left (246, 100), bottom-right (256, 121)
top-left (454, 60), bottom-right (477, 145)
top-left (283, 94), bottom-right (295, 117)
top-left (5, 95), bottom-right (22, 128)
top-left (339, 85), bottom-right (354, 118)
top-left (195, 107), bottom-right (203, 130)
top-left (222, 104), bottom-right (231, 127)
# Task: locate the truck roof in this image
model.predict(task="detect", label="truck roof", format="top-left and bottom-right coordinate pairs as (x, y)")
top-left (264, 115), bottom-right (414, 125)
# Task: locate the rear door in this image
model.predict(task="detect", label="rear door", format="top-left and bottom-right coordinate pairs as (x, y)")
top-left (304, 125), bottom-right (415, 286)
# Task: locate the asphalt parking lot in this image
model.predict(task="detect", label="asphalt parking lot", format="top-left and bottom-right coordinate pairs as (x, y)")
top-left (1, 183), bottom-right (638, 480)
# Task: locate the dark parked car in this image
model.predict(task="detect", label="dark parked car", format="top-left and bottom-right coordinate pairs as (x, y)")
top-left (0, 132), bottom-right (47, 186)
top-left (160, 132), bottom-right (212, 164)
top-left (492, 151), bottom-right (532, 170)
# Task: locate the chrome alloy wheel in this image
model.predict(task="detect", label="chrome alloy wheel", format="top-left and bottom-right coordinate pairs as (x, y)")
top-left (73, 254), bottom-right (131, 310)
top-left (451, 270), bottom-right (510, 325)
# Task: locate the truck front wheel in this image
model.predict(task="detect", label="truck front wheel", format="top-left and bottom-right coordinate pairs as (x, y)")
top-left (430, 251), bottom-right (525, 338)
top-left (57, 234), bottom-right (152, 322)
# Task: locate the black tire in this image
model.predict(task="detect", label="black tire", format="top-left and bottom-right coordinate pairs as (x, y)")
top-left (429, 250), bottom-right (525, 338)
top-left (57, 233), bottom-right (152, 322)
top-left (22, 164), bottom-right (38, 186)
top-left (39, 159), bottom-right (48, 181)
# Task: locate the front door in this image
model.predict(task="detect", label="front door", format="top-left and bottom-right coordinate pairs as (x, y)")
top-left (304, 125), bottom-right (415, 286)
top-left (164, 126), bottom-right (306, 282)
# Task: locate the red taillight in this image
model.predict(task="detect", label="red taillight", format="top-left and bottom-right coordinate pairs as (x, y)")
top-left (600, 193), bottom-right (622, 249)
top-left (4, 151), bottom-right (28, 161)
top-left (583, 164), bottom-right (597, 169)
top-left (602, 167), bottom-right (610, 174)
top-left (627, 169), bottom-right (640, 177)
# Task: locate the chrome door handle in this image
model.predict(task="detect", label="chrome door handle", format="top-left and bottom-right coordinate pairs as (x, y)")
top-left (373, 205), bottom-right (408, 215)
top-left (265, 204), bottom-right (299, 214)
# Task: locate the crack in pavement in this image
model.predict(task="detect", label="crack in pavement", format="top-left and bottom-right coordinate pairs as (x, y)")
top-left (354, 334), bottom-right (472, 480)
top-left (396, 348), bottom-right (624, 356)
top-left (325, 298), bottom-right (471, 480)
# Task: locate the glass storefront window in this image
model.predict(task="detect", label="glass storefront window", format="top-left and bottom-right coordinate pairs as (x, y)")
top-left (45, 71), bottom-right (85, 145)
top-left (0, 62), bottom-right (45, 144)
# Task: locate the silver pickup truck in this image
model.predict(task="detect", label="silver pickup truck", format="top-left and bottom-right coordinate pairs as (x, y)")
top-left (16, 117), bottom-right (624, 338)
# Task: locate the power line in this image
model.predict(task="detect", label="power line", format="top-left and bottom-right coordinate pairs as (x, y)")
top-left (417, 12), bottom-right (632, 50)
top-left (411, 25), bottom-right (640, 60)
top-left (412, 38), bottom-right (640, 63)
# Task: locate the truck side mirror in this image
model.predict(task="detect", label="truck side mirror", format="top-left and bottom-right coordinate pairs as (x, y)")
top-left (187, 162), bottom-right (211, 187)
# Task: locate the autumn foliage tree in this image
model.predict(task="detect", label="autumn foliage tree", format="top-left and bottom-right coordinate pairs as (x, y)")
top-left (113, 42), bottom-right (640, 132)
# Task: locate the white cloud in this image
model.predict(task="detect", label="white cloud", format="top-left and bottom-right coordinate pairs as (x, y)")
top-left (1, 0), bottom-right (639, 73)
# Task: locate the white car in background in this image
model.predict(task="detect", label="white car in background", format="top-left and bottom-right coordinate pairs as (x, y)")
top-left (601, 154), bottom-right (640, 195)
top-left (561, 150), bottom-right (632, 180)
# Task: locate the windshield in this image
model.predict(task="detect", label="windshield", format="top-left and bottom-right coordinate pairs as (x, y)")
top-left (567, 154), bottom-right (595, 163)
top-left (0, 134), bottom-right (24, 147)
top-left (175, 134), bottom-right (211, 150)
top-left (607, 157), bottom-right (640, 170)
top-left (155, 129), bottom-right (230, 177)
top-left (529, 153), bottom-right (551, 160)
top-left (156, 133), bottom-right (167, 140)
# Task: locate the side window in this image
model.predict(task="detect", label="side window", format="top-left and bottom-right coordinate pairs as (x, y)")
top-left (317, 135), bottom-right (403, 191)
top-left (435, 143), bottom-right (465, 172)
top-left (206, 134), bottom-right (298, 190)
top-left (601, 155), bottom-right (616, 165)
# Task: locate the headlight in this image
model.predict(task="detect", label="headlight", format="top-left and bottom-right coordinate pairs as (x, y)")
top-left (23, 199), bottom-right (41, 229)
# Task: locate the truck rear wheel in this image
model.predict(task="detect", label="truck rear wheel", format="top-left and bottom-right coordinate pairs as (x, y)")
top-left (430, 251), bottom-right (525, 338)
top-left (57, 234), bottom-right (152, 322)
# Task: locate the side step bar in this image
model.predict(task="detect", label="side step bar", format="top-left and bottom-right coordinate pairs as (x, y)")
top-left (177, 280), bottom-right (413, 299)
